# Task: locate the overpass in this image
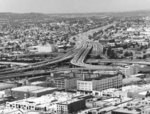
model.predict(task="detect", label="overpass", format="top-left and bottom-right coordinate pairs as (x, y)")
top-left (0, 41), bottom-right (118, 77)
top-left (0, 22), bottom-right (149, 79)
top-left (86, 59), bottom-right (150, 65)
top-left (0, 61), bottom-right (29, 66)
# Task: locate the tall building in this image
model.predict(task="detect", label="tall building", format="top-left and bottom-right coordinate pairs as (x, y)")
top-left (77, 73), bottom-right (122, 92)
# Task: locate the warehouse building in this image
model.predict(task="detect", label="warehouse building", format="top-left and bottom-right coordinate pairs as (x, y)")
top-left (30, 81), bottom-right (51, 87)
top-left (77, 73), bottom-right (122, 92)
top-left (30, 87), bottom-right (57, 97)
top-left (11, 86), bottom-right (57, 99)
top-left (0, 82), bottom-right (17, 91)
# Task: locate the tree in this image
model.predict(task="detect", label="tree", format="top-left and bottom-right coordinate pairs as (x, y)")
top-left (124, 51), bottom-right (133, 57)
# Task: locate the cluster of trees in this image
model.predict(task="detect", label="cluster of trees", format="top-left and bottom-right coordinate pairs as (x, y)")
top-left (105, 46), bottom-right (134, 59)
top-left (124, 51), bottom-right (133, 57)
top-left (107, 47), bottom-right (118, 59)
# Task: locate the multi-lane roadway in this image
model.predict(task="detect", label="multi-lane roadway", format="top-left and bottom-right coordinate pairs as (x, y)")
top-left (0, 40), bottom-right (150, 79)
top-left (0, 22), bottom-right (149, 79)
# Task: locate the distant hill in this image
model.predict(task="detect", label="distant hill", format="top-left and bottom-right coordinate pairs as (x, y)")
top-left (105, 10), bottom-right (150, 17)
top-left (0, 12), bottom-right (51, 20)
top-left (0, 10), bottom-right (150, 20)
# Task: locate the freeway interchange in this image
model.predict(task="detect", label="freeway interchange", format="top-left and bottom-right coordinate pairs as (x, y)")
top-left (0, 41), bottom-right (150, 80)
top-left (0, 41), bottom-right (117, 79)
top-left (0, 22), bottom-right (150, 80)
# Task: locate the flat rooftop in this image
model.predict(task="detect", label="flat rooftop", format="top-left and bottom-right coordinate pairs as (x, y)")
top-left (58, 98), bottom-right (82, 105)
top-left (84, 74), bottom-right (119, 81)
top-left (7, 92), bottom-right (84, 107)
top-left (31, 81), bottom-right (48, 85)
top-left (31, 87), bottom-right (57, 94)
top-left (11, 86), bottom-right (44, 92)
top-left (123, 77), bottom-right (141, 84)
top-left (0, 83), bottom-right (16, 90)
top-left (54, 76), bottom-right (76, 80)
top-left (113, 108), bottom-right (140, 114)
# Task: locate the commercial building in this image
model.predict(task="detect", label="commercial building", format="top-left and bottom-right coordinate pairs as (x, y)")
top-left (127, 98), bottom-right (150, 108)
top-left (57, 94), bottom-right (92, 114)
top-left (120, 64), bottom-right (140, 78)
top-left (6, 92), bottom-right (90, 113)
top-left (30, 81), bottom-right (51, 87)
top-left (54, 77), bottom-right (77, 90)
top-left (0, 108), bottom-right (27, 114)
top-left (83, 106), bottom-right (118, 114)
top-left (57, 98), bottom-right (85, 114)
top-left (77, 73), bottom-right (122, 92)
top-left (112, 108), bottom-right (140, 114)
top-left (30, 87), bottom-right (57, 97)
top-left (11, 86), bottom-right (57, 99)
top-left (28, 44), bottom-right (57, 53)
top-left (142, 107), bottom-right (150, 114)
top-left (11, 86), bottom-right (44, 99)
top-left (125, 84), bottom-right (150, 98)
top-left (0, 82), bottom-right (17, 91)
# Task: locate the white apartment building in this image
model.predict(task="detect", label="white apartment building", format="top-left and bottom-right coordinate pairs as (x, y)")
top-left (77, 74), bottom-right (122, 92)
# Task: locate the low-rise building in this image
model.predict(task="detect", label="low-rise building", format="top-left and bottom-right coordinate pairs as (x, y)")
top-left (112, 108), bottom-right (140, 114)
top-left (0, 82), bottom-right (17, 91)
top-left (30, 81), bottom-right (51, 87)
top-left (120, 64), bottom-right (140, 78)
top-left (57, 98), bottom-right (85, 114)
top-left (6, 92), bottom-right (90, 113)
top-left (30, 87), bottom-right (57, 97)
top-left (77, 73), bottom-right (122, 92)
top-left (11, 86), bottom-right (44, 99)
top-left (142, 107), bottom-right (150, 114)
top-left (54, 77), bottom-right (77, 90)
top-left (11, 86), bottom-right (57, 99)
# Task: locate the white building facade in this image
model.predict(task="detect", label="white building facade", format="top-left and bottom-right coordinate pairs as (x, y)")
top-left (77, 74), bottom-right (122, 92)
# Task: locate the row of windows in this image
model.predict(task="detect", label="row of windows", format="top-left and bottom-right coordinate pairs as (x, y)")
top-left (77, 83), bottom-right (121, 90)
top-left (77, 82), bottom-right (121, 88)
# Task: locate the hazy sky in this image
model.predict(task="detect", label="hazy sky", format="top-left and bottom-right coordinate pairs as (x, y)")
top-left (0, 0), bottom-right (150, 13)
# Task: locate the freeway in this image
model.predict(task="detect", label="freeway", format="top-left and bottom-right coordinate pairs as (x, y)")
top-left (0, 44), bottom-right (83, 75)
top-left (86, 59), bottom-right (150, 65)
top-left (72, 22), bottom-right (116, 47)
top-left (0, 22), bottom-right (116, 75)
top-left (0, 22), bottom-right (142, 79)
top-left (70, 41), bottom-right (119, 70)
top-left (0, 67), bottom-right (118, 80)
top-left (1, 40), bottom-right (150, 79)
top-left (0, 61), bottom-right (29, 66)
top-left (0, 41), bottom-right (118, 78)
